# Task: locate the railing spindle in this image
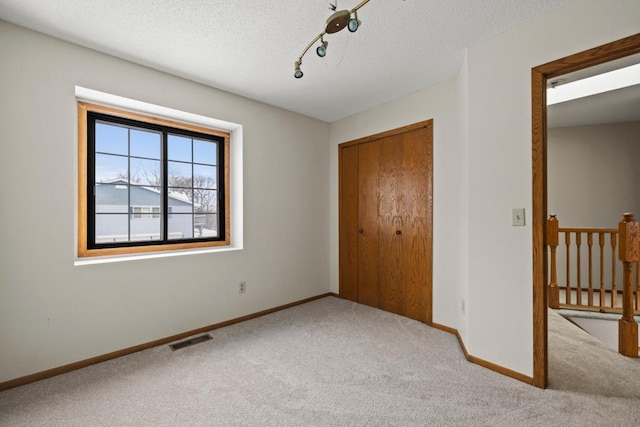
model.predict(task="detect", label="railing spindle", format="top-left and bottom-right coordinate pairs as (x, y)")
top-left (587, 232), bottom-right (593, 306)
top-left (617, 213), bottom-right (638, 358)
top-left (599, 232), bottom-right (606, 312)
top-left (565, 231), bottom-right (571, 305)
top-left (547, 215), bottom-right (559, 309)
top-left (611, 232), bottom-right (617, 309)
top-left (576, 232), bottom-right (582, 305)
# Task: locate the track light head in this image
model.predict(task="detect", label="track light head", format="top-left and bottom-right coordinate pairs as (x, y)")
top-left (316, 40), bottom-right (328, 57)
top-left (348, 11), bottom-right (360, 32)
top-left (294, 61), bottom-right (303, 79)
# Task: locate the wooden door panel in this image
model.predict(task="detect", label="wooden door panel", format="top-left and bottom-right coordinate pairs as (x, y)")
top-left (378, 135), bottom-right (404, 316)
top-left (357, 141), bottom-right (380, 308)
top-left (400, 127), bottom-right (433, 323)
top-left (339, 145), bottom-right (359, 301)
top-left (403, 216), bottom-right (430, 321)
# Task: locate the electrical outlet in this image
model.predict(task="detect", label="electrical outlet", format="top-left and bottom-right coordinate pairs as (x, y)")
top-left (239, 281), bottom-right (246, 294)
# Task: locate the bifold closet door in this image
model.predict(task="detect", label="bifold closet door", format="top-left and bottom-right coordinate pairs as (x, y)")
top-left (339, 145), bottom-right (359, 302)
top-left (339, 121), bottom-right (432, 324)
top-left (338, 141), bottom-right (381, 307)
top-left (385, 129), bottom-right (432, 322)
top-left (357, 141), bottom-right (381, 308)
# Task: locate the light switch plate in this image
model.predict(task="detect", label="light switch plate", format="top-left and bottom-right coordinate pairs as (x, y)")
top-left (512, 208), bottom-right (526, 226)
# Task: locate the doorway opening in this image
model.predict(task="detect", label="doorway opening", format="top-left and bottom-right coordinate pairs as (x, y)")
top-left (531, 33), bottom-right (640, 388)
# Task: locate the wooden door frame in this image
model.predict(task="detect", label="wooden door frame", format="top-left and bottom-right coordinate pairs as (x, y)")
top-left (338, 119), bottom-right (434, 324)
top-left (531, 33), bottom-right (640, 388)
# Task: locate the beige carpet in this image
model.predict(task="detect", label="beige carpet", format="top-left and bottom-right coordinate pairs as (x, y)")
top-left (1, 296), bottom-right (639, 426)
top-left (549, 308), bottom-right (640, 399)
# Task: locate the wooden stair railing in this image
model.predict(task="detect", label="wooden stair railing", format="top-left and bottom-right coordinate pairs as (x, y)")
top-left (547, 215), bottom-right (629, 312)
top-left (618, 213), bottom-right (639, 358)
top-left (547, 214), bottom-right (639, 358)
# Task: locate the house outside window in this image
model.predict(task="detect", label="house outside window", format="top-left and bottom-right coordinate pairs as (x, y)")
top-left (78, 102), bottom-right (230, 257)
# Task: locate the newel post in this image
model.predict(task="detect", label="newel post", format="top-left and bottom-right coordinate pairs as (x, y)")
top-left (547, 214), bottom-right (560, 309)
top-left (617, 213), bottom-right (639, 358)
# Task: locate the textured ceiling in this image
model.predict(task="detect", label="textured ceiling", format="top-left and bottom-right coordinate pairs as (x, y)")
top-left (0, 0), bottom-right (569, 122)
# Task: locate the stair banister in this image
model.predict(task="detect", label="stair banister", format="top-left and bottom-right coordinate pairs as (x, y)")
top-left (547, 215), bottom-right (560, 309)
top-left (617, 212), bottom-right (639, 358)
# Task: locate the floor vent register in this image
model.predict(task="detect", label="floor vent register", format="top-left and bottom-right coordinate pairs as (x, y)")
top-left (169, 334), bottom-right (213, 351)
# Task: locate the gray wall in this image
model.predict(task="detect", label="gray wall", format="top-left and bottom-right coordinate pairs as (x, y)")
top-left (549, 122), bottom-right (640, 227)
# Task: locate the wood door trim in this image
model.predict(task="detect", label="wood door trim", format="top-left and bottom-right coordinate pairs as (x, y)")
top-left (531, 33), bottom-right (640, 389)
top-left (338, 120), bottom-right (433, 149)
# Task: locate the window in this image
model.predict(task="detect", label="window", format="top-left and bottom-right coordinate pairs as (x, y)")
top-left (78, 102), bottom-right (230, 257)
top-left (131, 206), bottom-right (161, 219)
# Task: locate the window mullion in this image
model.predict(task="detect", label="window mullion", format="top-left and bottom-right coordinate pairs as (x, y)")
top-left (162, 130), bottom-right (169, 243)
top-left (191, 139), bottom-right (195, 239)
top-left (87, 115), bottom-right (97, 247)
top-left (127, 129), bottom-right (132, 242)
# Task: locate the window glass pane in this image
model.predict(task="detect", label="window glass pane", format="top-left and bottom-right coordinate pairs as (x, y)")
top-left (130, 211), bottom-right (161, 241)
top-left (168, 134), bottom-right (192, 162)
top-left (193, 165), bottom-right (217, 189)
top-left (130, 184), bottom-right (161, 207)
top-left (194, 214), bottom-right (218, 238)
top-left (168, 161), bottom-right (192, 188)
top-left (95, 213), bottom-right (129, 243)
top-left (95, 183), bottom-right (129, 213)
top-left (96, 153), bottom-right (128, 183)
top-left (168, 214), bottom-right (193, 240)
top-left (169, 188), bottom-right (193, 213)
top-left (96, 122), bottom-right (128, 155)
top-left (131, 158), bottom-right (161, 188)
top-left (194, 190), bottom-right (217, 214)
top-left (193, 139), bottom-right (217, 165)
top-left (130, 129), bottom-right (161, 159)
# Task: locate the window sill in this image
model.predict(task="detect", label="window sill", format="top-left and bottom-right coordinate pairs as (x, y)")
top-left (74, 244), bottom-right (243, 266)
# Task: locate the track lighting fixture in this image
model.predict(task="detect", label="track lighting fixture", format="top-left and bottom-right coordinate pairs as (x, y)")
top-left (293, 0), bottom-right (370, 79)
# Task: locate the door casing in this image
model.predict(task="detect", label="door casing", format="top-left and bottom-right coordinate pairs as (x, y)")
top-left (531, 33), bottom-right (640, 389)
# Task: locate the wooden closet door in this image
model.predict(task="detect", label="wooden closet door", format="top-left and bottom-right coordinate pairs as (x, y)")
top-left (357, 141), bottom-right (381, 308)
top-left (339, 121), bottom-right (433, 324)
top-left (378, 134), bottom-right (405, 316)
top-left (376, 129), bottom-right (432, 323)
top-left (398, 127), bottom-right (432, 323)
top-left (339, 145), bottom-right (359, 301)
